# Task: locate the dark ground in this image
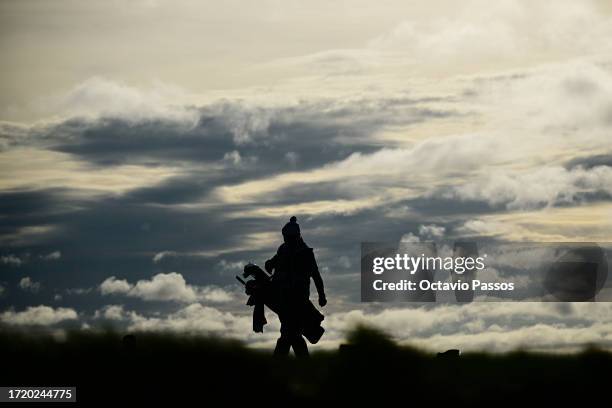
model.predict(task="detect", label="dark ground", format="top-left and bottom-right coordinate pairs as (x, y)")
top-left (1, 325), bottom-right (610, 406)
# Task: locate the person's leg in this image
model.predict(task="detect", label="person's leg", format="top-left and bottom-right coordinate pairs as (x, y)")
top-left (274, 336), bottom-right (291, 356)
top-left (274, 311), bottom-right (292, 356)
top-left (276, 299), bottom-right (309, 357)
top-left (291, 335), bottom-right (309, 358)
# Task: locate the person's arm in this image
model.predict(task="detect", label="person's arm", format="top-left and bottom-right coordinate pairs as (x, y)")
top-left (310, 250), bottom-right (326, 306)
top-left (265, 254), bottom-right (278, 274)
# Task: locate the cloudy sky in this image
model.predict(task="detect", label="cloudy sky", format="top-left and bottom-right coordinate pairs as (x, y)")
top-left (1, 0), bottom-right (612, 352)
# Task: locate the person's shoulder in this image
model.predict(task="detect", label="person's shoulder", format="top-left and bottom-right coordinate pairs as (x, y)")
top-left (298, 242), bottom-right (314, 255)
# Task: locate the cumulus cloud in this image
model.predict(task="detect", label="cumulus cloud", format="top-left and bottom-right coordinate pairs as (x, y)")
top-left (223, 150), bottom-right (242, 165)
top-left (217, 58), bottom-right (612, 222)
top-left (99, 277), bottom-right (132, 295)
top-left (199, 286), bottom-right (234, 303)
top-left (419, 224), bottom-right (445, 239)
top-left (101, 273), bottom-right (197, 302)
top-left (323, 303), bottom-right (612, 352)
top-left (442, 166), bottom-right (612, 209)
top-left (84, 301), bottom-right (612, 353)
top-left (1, 254), bottom-right (23, 266)
top-left (41, 250), bottom-right (61, 261)
top-left (19, 276), bottom-right (41, 293)
top-left (127, 303), bottom-right (252, 335)
top-left (0, 305), bottom-right (78, 326)
top-left (99, 273), bottom-right (233, 303)
top-left (216, 259), bottom-right (246, 274)
top-left (94, 305), bottom-right (128, 321)
top-left (400, 233), bottom-right (420, 243)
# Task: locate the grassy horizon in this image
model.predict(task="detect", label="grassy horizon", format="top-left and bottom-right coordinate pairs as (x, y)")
top-left (1, 324), bottom-right (610, 404)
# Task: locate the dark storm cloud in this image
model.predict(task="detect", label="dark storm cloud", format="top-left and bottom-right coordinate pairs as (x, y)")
top-left (121, 175), bottom-right (360, 209)
top-left (0, 179), bottom-right (461, 312)
top-left (35, 98), bottom-right (457, 170)
top-left (0, 188), bottom-right (72, 219)
top-left (1, 186), bottom-right (423, 274)
top-left (0, 97), bottom-right (462, 315)
top-left (566, 153), bottom-right (612, 170)
top-left (0, 188), bottom-right (268, 311)
top-left (0, 122), bottom-right (32, 150)
top-left (555, 191), bottom-right (612, 205)
top-left (121, 173), bottom-right (244, 205)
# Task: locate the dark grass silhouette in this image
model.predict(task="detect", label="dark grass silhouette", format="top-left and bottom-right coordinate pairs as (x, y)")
top-left (1, 325), bottom-right (610, 405)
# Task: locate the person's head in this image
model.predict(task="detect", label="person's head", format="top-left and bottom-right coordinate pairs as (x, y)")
top-left (282, 216), bottom-right (301, 245)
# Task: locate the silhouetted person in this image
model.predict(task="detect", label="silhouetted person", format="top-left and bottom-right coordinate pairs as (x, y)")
top-left (265, 216), bottom-right (326, 357)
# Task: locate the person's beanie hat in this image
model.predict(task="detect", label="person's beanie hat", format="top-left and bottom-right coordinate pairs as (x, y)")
top-left (282, 216), bottom-right (300, 237)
